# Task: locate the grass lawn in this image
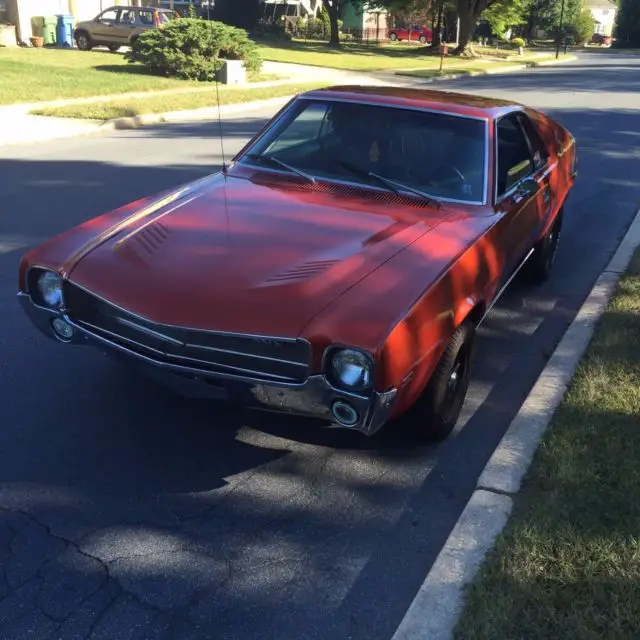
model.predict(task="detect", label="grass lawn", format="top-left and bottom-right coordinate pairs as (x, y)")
top-left (257, 40), bottom-right (564, 72)
top-left (31, 81), bottom-right (329, 120)
top-left (454, 247), bottom-right (640, 639)
top-left (0, 48), bottom-right (270, 105)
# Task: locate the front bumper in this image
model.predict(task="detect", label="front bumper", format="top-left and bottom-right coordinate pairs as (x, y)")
top-left (18, 293), bottom-right (397, 436)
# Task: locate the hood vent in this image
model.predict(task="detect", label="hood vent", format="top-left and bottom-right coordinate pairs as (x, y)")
top-left (266, 259), bottom-right (339, 283)
top-left (250, 172), bottom-right (435, 210)
top-left (133, 221), bottom-right (170, 255)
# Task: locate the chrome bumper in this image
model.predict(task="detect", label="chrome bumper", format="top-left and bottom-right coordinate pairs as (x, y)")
top-left (18, 293), bottom-right (397, 436)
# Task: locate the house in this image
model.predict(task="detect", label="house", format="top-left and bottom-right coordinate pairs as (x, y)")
top-left (584, 0), bottom-right (617, 36)
top-left (260, 0), bottom-right (322, 21)
top-left (340, 1), bottom-right (389, 37)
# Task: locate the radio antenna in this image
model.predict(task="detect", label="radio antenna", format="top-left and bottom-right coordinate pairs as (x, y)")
top-left (207, 1), bottom-right (227, 176)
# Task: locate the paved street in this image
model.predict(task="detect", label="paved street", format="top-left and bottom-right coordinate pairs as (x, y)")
top-left (1, 51), bottom-right (639, 640)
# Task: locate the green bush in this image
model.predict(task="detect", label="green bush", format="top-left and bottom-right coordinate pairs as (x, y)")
top-left (125, 18), bottom-right (262, 81)
top-left (511, 36), bottom-right (526, 48)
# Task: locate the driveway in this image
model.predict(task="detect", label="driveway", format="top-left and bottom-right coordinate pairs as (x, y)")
top-left (0, 51), bottom-right (639, 640)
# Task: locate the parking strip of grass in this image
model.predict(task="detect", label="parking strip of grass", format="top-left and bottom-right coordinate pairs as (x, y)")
top-left (0, 48), bottom-right (269, 105)
top-left (257, 41), bottom-right (481, 71)
top-left (31, 82), bottom-right (330, 120)
top-left (454, 247), bottom-right (640, 640)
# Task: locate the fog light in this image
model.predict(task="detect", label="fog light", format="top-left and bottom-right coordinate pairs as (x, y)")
top-left (51, 317), bottom-right (74, 341)
top-left (331, 400), bottom-right (359, 427)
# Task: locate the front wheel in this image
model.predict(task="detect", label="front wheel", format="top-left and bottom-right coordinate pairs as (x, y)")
top-left (525, 208), bottom-right (563, 284)
top-left (75, 31), bottom-right (92, 51)
top-left (419, 35), bottom-right (427, 43)
top-left (405, 321), bottom-right (475, 441)
top-left (108, 44), bottom-right (120, 52)
top-left (389, 32), bottom-right (398, 41)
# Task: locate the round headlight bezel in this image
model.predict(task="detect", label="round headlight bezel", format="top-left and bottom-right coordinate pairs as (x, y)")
top-left (326, 347), bottom-right (374, 393)
top-left (32, 269), bottom-right (64, 309)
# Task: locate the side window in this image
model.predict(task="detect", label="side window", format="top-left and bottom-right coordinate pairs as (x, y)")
top-left (97, 9), bottom-right (119, 23)
top-left (517, 113), bottom-right (548, 171)
top-left (496, 113), bottom-right (534, 197)
top-left (264, 103), bottom-right (330, 156)
top-left (138, 10), bottom-right (154, 25)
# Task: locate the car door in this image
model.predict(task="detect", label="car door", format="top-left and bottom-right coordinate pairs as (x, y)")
top-left (515, 111), bottom-right (554, 240)
top-left (91, 8), bottom-right (121, 44)
top-left (493, 111), bottom-right (545, 282)
top-left (113, 8), bottom-right (138, 45)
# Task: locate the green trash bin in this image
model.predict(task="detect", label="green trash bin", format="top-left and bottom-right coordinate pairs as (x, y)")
top-left (43, 16), bottom-right (57, 45)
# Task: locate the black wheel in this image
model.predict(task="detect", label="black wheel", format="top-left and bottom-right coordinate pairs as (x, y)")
top-left (389, 32), bottom-right (398, 41)
top-left (108, 44), bottom-right (120, 52)
top-left (525, 208), bottom-right (563, 284)
top-left (75, 31), bottom-right (92, 51)
top-left (419, 35), bottom-right (427, 43)
top-left (129, 35), bottom-right (139, 49)
top-left (405, 321), bottom-right (475, 441)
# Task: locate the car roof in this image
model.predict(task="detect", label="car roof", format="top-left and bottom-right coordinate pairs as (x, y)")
top-left (301, 85), bottom-right (522, 120)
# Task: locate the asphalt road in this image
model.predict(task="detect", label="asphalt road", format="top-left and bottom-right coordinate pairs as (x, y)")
top-left (1, 51), bottom-right (639, 640)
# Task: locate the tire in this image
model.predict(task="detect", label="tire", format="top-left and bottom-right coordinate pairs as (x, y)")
top-left (525, 208), bottom-right (563, 284)
top-left (75, 31), bottom-right (92, 51)
top-left (405, 321), bottom-right (475, 441)
top-left (389, 32), bottom-right (398, 41)
top-left (108, 44), bottom-right (120, 52)
top-left (419, 35), bottom-right (427, 43)
top-left (129, 35), bottom-right (139, 48)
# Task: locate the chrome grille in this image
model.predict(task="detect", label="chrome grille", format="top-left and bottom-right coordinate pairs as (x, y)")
top-left (63, 282), bottom-right (311, 383)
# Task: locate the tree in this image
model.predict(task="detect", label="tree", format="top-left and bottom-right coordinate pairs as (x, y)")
top-left (321, 0), bottom-right (349, 46)
top-left (614, 0), bottom-right (640, 47)
top-left (482, 0), bottom-right (531, 38)
top-left (569, 7), bottom-right (594, 44)
top-left (527, 0), bottom-right (582, 38)
top-left (454, 0), bottom-right (501, 53)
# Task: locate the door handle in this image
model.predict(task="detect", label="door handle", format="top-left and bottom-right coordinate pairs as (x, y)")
top-left (513, 189), bottom-right (527, 204)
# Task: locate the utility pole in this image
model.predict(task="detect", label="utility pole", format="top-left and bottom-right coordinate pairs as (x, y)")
top-left (555, 0), bottom-right (566, 59)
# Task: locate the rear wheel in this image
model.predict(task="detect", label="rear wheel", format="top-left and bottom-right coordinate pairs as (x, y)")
top-left (419, 35), bottom-right (427, 43)
top-left (404, 321), bottom-right (475, 441)
top-left (75, 31), bottom-right (92, 51)
top-left (389, 32), bottom-right (398, 41)
top-left (108, 44), bottom-right (120, 52)
top-left (525, 208), bottom-right (563, 284)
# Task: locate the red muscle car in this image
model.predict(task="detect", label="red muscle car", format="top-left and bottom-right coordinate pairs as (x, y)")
top-left (17, 86), bottom-right (577, 441)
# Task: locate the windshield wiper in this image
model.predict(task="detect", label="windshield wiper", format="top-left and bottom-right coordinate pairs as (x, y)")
top-left (245, 153), bottom-right (316, 184)
top-left (338, 160), bottom-right (441, 208)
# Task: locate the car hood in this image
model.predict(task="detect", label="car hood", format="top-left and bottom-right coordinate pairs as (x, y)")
top-left (67, 174), bottom-right (452, 337)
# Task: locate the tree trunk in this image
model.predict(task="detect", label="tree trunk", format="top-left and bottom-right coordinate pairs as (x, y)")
top-left (454, 0), bottom-right (485, 54)
top-left (324, 0), bottom-right (341, 47)
top-left (431, 0), bottom-right (444, 48)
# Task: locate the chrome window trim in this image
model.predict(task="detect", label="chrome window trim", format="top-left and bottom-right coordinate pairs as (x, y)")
top-left (235, 95), bottom-right (491, 207)
top-left (494, 108), bottom-right (548, 206)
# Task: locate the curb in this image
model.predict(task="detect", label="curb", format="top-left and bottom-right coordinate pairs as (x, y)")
top-left (391, 206), bottom-right (640, 640)
top-left (107, 95), bottom-right (295, 130)
top-left (394, 55), bottom-right (577, 82)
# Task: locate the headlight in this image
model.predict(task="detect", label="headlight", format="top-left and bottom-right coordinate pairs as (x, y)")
top-left (36, 271), bottom-right (63, 308)
top-left (328, 349), bottom-right (373, 392)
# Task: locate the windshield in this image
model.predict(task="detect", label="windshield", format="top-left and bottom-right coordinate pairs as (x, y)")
top-left (239, 97), bottom-right (487, 204)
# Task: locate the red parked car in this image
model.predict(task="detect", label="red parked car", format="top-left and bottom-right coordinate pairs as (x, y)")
top-left (388, 24), bottom-right (432, 43)
top-left (18, 86), bottom-right (577, 441)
